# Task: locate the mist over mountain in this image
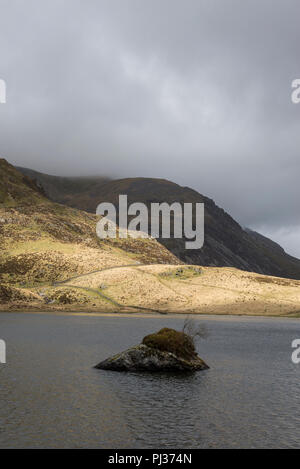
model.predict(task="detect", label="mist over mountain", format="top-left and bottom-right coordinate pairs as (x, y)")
top-left (16, 166), bottom-right (110, 207)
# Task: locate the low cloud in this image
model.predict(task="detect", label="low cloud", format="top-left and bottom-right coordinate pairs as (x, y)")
top-left (0, 0), bottom-right (299, 255)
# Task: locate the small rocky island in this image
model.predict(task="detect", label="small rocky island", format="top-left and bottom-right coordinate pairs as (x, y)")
top-left (95, 327), bottom-right (209, 372)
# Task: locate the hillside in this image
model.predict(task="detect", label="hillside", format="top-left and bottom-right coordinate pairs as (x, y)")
top-left (2, 159), bottom-right (300, 316)
top-left (25, 173), bottom-right (300, 280)
top-left (0, 159), bottom-right (180, 312)
top-left (16, 166), bottom-right (110, 207)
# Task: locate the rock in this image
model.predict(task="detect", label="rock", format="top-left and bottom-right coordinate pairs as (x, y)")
top-left (94, 343), bottom-right (209, 372)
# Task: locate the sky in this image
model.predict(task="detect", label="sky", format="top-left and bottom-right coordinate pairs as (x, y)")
top-left (0, 0), bottom-right (299, 256)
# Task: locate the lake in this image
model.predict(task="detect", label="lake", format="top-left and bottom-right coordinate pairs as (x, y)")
top-left (0, 312), bottom-right (299, 448)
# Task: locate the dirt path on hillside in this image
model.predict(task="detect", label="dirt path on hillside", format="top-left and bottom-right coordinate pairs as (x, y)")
top-left (52, 263), bottom-right (168, 314)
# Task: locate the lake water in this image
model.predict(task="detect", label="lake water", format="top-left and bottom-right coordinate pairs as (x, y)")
top-left (0, 312), bottom-right (299, 448)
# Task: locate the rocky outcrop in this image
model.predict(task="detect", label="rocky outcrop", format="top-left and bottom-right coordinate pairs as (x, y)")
top-left (94, 344), bottom-right (209, 372)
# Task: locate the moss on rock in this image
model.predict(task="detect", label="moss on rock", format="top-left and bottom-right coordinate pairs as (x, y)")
top-left (142, 327), bottom-right (196, 360)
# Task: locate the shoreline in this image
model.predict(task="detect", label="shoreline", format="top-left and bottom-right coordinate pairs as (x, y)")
top-left (1, 308), bottom-right (299, 321)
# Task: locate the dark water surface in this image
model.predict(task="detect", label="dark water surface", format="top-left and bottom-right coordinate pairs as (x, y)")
top-left (0, 312), bottom-right (299, 448)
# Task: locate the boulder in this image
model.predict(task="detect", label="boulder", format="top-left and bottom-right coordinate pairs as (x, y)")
top-left (95, 328), bottom-right (209, 372)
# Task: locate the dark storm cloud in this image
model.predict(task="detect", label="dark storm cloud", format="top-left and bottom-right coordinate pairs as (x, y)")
top-left (0, 0), bottom-right (299, 255)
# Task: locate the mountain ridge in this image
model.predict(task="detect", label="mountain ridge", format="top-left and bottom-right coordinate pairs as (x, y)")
top-left (16, 165), bottom-right (111, 207)
top-left (15, 166), bottom-right (300, 280)
top-left (1, 159), bottom-right (300, 316)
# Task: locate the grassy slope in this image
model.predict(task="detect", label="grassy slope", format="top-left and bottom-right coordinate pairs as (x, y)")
top-left (0, 159), bottom-right (180, 312)
top-left (58, 264), bottom-right (300, 317)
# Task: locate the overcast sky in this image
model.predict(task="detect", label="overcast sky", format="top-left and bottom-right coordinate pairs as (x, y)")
top-left (0, 0), bottom-right (299, 256)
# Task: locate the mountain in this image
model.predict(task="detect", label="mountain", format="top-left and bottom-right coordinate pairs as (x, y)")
top-left (16, 166), bottom-right (110, 207)
top-left (0, 160), bottom-right (47, 205)
top-left (0, 159), bottom-right (180, 311)
top-left (16, 170), bottom-right (300, 280)
top-left (1, 159), bottom-right (300, 316)
top-left (0, 160), bottom-right (178, 268)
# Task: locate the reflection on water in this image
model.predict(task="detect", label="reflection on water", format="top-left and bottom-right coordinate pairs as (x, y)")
top-left (0, 313), bottom-right (300, 448)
